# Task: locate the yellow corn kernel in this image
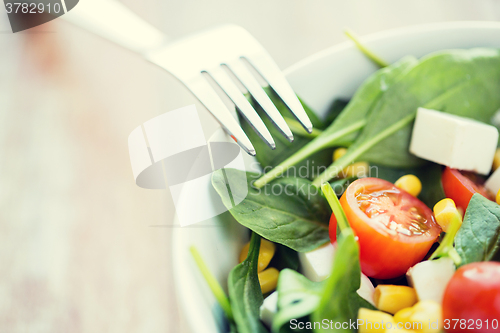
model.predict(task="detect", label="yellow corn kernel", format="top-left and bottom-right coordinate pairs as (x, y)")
top-left (239, 239), bottom-right (276, 272)
top-left (341, 162), bottom-right (370, 179)
top-left (258, 267), bottom-right (279, 294)
top-left (395, 175), bottom-right (422, 197)
top-left (394, 307), bottom-right (415, 325)
top-left (433, 198), bottom-right (461, 233)
top-left (357, 308), bottom-right (394, 333)
top-left (333, 147), bottom-right (347, 161)
top-left (493, 148), bottom-right (500, 171)
top-left (496, 189), bottom-right (500, 205)
top-left (374, 285), bottom-right (417, 315)
top-left (394, 300), bottom-right (442, 333)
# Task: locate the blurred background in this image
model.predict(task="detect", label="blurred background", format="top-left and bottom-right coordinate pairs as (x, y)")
top-left (1, 0), bottom-right (499, 332)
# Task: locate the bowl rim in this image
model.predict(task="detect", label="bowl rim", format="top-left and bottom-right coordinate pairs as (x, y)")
top-left (172, 20), bottom-right (500, 333)
top-left (284, 20), bottom-right (500, 76)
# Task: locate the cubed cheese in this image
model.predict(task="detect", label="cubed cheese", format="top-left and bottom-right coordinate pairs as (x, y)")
top-left (486, 167), bottom-right (500, 195)
top-left (409, 108), bottom-right (498, 175)
top-left (406, 257), bottom-right (455, 303)
top-left (299, 243), bottom-right (336, 282)
top-left (299, 243), bottom-right (375, 305)
top-left (259, 291), bottom-right (278, 327)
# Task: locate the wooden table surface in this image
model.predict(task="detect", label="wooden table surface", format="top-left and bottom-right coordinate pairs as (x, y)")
top-left (1, 1), bottom-right (499, 332)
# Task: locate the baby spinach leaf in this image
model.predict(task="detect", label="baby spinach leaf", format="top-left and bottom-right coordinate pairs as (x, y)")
top-left (307, 185), bottom-right (374, 332)
top-left (272, 269), bottom-right (324, 333)
top-left (228, 233), bottom-right (268, 333)
top-left (316, 56), bottom-right (417, 146)
top-left (361, 49), bottom-right (500, 167)
top-left (212, 169), bottom-right (331, 252)
top-left (314, 48), bottom-right (500, 185)
top-left (312, 228), bottom-right (374, 333)
top-left (455, 194), bottom-right (500, 265)
top-left (313, 113), bottom-right (416, 187)
top-left (255, 56), bottom-right (418, 188)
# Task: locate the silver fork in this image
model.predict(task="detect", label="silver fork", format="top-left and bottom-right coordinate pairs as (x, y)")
top-left (62, 0), bottom-right (313, 155)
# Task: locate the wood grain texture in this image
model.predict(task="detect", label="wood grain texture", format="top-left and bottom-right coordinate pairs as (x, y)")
top-left (0, 1), bottom-right (499, 332)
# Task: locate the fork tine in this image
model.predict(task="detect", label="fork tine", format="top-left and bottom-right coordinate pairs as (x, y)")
top-left (244, 55), bottom-right (313, 133)
top-left (207, 67), bottom-right (276, 149)
top-left (226, 60), bottom-right (294, 142)
top-left (188, 75), bottom-right (256, 155)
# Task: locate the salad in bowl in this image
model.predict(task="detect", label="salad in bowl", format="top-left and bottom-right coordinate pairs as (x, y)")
top-left (173, 22), bottom-right (500, 333)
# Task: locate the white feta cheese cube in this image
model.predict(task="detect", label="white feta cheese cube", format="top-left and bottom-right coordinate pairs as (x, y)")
top-left (259, 291), bottom-right (278, 327)
top-left (409, 108), bottom-right (498, 175)
top-left (299, 243), bottom-right (336, 282)
top-left (406, 257), bottom-right (455, 303)
top-left (486, 167), bottom-right (500, 195)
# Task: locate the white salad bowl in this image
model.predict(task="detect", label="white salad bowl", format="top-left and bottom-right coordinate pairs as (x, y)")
top-left (172, 21), bottom-right (500, 333)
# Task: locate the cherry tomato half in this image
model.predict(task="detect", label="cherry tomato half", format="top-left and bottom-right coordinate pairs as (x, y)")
top-left (442, 167), bottom-right (493, 211)
top-left (337, 178), bottom-right (441, 279)
top-left (443, 262), bottom-right (500, 333)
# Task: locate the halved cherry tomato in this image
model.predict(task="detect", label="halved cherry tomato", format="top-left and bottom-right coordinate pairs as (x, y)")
top-left (441, 167), bottom-right (494, 211)
top-left (443, 262), bottom-right (500, 333)
top-left (337, 178), bottom-right (441, 279)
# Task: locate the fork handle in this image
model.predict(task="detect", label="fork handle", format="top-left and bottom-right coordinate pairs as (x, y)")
top-left (63, 0), bottom-right (167, 54)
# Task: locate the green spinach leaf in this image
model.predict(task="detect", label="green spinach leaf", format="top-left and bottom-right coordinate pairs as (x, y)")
top-left (314, 48), bottom-right (500, 185)
top-left (212, 169), bottom-right (331, 252)
top-left (314, 56), bottom-right (417, 146)
top-left (272, 269), bottom-right (324, 333)
top-left (455, 193), bottom-right (500, 265)
top-left (312, 228), bottom-right (374, 333)
top-left (228, 233), bottom-right (268, 333)
top-left (255, 56), bottom-right (418, 188)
